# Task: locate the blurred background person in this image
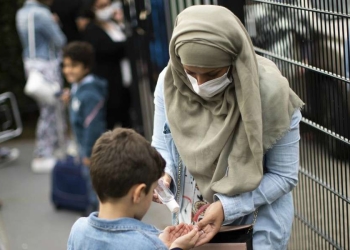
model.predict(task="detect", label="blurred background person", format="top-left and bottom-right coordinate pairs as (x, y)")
top-left (61, 41), bottom-right (107, 214)
top-left (50, 0), bottom-right (83, 42)
top-left (80, 0), bottom-right (132, 130)
top-left (16, 0), bottom-right (67, 173)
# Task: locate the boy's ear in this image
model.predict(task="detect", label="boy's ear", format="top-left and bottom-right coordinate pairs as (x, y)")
top-left (132, 183), bottom-right (147, 204)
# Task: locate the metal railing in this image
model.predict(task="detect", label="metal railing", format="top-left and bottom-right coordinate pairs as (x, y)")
top-left (0, 92), bottom-right (22, 144)
top-left (244, 0), bottom-right (350, 249)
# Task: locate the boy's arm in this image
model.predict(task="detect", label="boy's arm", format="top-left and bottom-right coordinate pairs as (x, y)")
top-left (80, 93), bottom-right (105, 160)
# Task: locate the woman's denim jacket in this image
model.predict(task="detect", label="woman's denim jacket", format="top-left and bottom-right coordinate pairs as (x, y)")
top-left (151, 68), bottom-right (302, 250)
top-left (16, 0), bottom-right (66, 60)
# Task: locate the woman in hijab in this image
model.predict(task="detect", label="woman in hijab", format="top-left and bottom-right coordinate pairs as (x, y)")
top-left (152, 5), bottom-right (304, 249)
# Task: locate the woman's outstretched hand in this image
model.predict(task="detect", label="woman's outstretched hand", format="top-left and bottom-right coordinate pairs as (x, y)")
top-left (153, 173), bottom-right (172, 203)
top-left (195, 201), bottom-right (224, 246)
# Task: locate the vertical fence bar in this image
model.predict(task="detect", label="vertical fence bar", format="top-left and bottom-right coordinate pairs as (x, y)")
top-left (345, 2), bottom-right (350, 242)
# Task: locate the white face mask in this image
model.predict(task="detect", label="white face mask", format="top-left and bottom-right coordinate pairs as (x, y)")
top-left (187, 68), bottom-right (232, 98)
top-left (95, 5), bottom-right (114, 21)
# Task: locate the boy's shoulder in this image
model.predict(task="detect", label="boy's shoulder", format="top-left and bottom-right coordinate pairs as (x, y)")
top-left (68, 215), bottom-right (168, 250)
top-left (74, 75), bottom-right (107, 99)
top-left (82, 74), bottom-right (107, 88)
top-left (70, 217), bottom-right (89, 234)
top-left (90, 75), bottom-right (108, 89)
top-left (115, 218), bottom-right (167, 249)
top-left (68, 217), bottom-right (89, 244)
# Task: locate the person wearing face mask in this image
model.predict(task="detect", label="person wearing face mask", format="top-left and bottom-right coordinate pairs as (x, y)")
top-left (187, 66), bottom-right (232, 98)
top-left (81, 0), bottom-right (132, 130)
top-left (151, 5), bottom-right (304, 250)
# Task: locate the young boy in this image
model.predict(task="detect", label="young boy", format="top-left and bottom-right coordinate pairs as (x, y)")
top-left (67, 128), bottom-right (199, 250)
top-left (62, 41), bottom-right (107, 212)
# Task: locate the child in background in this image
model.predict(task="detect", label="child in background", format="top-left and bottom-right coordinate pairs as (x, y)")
top-left (67, 128), bottom-right (200, 250)
top-left (62, 41), bottom-right (107, 214)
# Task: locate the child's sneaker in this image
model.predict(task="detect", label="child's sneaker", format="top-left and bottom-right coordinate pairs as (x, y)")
top-left (0, 147), bottom-right (19, 168)
top-left (31, 157), bottom-right (56, 173)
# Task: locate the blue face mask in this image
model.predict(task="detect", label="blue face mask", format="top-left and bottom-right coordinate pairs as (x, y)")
top-left (186, 68), bottom-right (232, 98)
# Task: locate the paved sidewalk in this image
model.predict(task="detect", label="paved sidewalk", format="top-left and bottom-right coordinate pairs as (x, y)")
top-left (0, 214), bottom-right (8, 250)
top-left (0, 139), bottom-right (171, 250)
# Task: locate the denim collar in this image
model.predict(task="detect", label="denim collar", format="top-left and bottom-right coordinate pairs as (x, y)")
top-left (71, 74), bottom-right (94, 94)
top-left (25, 0), bottom-right (49, 9)
top-left (88, 212), bottom-right (161, 234)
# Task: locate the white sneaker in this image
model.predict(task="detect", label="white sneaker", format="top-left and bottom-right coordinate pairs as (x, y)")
top-left (0, 147), bottom-right (19, 168)
top-left (66, 140), bottom-right (78, 157)
top-left (31, 157), bottom-right (56, 174)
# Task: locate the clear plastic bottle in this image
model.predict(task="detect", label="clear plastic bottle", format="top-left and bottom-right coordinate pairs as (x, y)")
top-left (155, 179), bottom-right (180, 213)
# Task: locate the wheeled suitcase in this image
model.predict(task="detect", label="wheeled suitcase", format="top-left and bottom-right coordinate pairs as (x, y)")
top-left (51, 155), bottom-right (89, 211)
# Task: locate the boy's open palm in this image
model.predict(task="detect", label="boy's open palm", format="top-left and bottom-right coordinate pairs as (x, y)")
top-left (171, 227), bottom-right (200, 250)
top-left (159, 223), bottom-right (189, 248)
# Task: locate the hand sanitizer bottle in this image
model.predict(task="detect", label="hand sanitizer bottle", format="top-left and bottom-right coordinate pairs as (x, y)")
top-left (155, 179), bottom-right (180, 213)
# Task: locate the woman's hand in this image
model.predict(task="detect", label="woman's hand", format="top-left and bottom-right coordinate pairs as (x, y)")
top-left (195, 201), bottom-right (224, 246)
top-left (159, 223), bottom-right (191, 248)
top-left (153, 173), bottom-right (172, 203)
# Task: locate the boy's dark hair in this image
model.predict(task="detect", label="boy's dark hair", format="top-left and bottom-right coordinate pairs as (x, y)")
top-left (90, 128), bottom-right (166, 203)
top-left (62, 41), bottom-right (94, 69)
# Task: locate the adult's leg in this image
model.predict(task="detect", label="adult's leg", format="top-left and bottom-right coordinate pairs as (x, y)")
top-left (34, 104), bottom-right (58, 158)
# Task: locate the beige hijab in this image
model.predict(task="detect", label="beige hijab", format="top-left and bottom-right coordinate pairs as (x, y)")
top-left (164, 5), bottom-right (304, 202)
